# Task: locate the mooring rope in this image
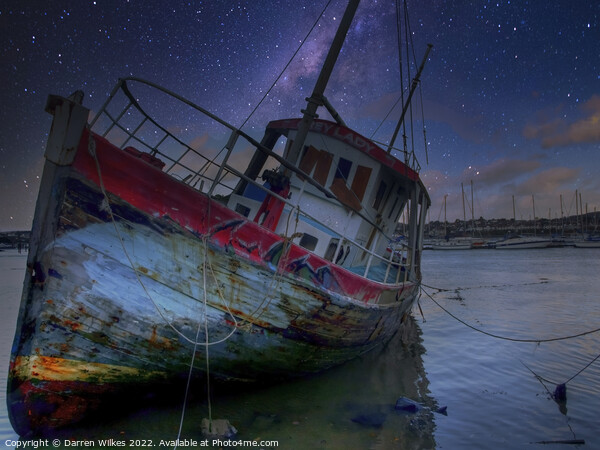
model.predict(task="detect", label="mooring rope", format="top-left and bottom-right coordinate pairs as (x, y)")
top-left (421, 285), bottom-right (600, 343)
top-left (174, 263), bottom-right (205, 449)
top-left (89, 133), bottom-right (239, 346)
top-left (421, 284), bottom-right (600, 396)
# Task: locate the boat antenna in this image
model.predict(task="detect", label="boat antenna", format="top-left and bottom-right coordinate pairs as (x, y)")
top-left (285, 0), bottom-right (360, 168)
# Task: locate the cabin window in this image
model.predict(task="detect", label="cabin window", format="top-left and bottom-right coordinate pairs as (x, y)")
top-left (235, 203), bottom-right (251, 217)
top-left (324, 239), bottom-right (339, 261)
top-left (334, 157), bottom-right (352, 181)
top-left (392, 187), bottom-right (406, 221)
top-left (299, 233), bottom-right (318, 251)
top-left (298, 145), bottom-right (332, 186)
top-left (350, 165), bottom-right (372, 202)
top-left (388, 197), bottom-right (399, 219)
top-left (372, 180), bottom-right (387, 210)
top-left (394, 203), bottom-right (406, 223)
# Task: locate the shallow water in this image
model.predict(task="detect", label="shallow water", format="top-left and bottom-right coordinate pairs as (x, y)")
top-left (1, 247), bottom-right (599, 448)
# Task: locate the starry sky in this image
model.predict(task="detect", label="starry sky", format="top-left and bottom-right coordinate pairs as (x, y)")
top-left (1, 0), bottom-right (599, 231)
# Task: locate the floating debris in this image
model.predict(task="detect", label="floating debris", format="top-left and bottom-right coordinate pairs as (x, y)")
top-left (351, 412), bottom-right (387, 428)
top-left (395, 397), bottom-right (447, 415)
top-left (201, 419), bottom-right (237, 439)
top-left (553, 383), bottom-right (567, 402)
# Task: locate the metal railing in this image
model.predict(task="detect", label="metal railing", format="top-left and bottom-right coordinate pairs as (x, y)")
top-left (89, 77), bottom-right (418, 286)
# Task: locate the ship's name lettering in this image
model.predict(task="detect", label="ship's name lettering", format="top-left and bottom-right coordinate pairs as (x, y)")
top-left (311, 122), bottom-right (376, 153)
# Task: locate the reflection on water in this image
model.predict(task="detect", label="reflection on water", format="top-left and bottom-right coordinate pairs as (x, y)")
top-left (47, 318), bottom-right (435, 449)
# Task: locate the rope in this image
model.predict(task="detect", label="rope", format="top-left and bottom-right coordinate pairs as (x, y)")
top-left (421, 284), bottom-right (600, 392)
top-left (202, 237), bottom-right (213, 434)
top-left (88, 132), bottom-right (238, 347)
top-left (231, 203), bottom-right (297, 327)
top-left (421, 286), bottom-right (600, 343)
top-left (174, 272), bottom-right (204, 449)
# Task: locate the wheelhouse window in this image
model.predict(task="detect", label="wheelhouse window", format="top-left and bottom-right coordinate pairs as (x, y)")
top-left (372, 180), bottom-right (387, 210)
top-left (235, 203), bottom-right (251, 217)
top-left (334, 157), bottom-right (352, 181)
top-left (299, 233), bottom-right (318, 251)
top-left (324, 239), bottom-right (339, 261)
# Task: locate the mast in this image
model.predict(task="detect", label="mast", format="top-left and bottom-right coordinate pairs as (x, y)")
top-left (285, 0), bottom-right (360, 168)
top-left (532, 194), bottom-right (536, 236)
top-left (580, 192), bottom-right (584, 233)
top-left (443, 194), bottom-right (448, 238)
top-left (470, 179), bottom-right (475, 236)
top-left (560, 194), bottom-right (564, 235)
top-left (461, 183), bottom-right (466, 232)
top-left (575, 189), bottom-right (579, 231)
top-left (388, 43), bottom-right (433, 154)
top-left (512, 195), bottom-right (516, 222)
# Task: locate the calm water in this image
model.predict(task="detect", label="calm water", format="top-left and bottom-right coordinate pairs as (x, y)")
top-left (1, 247), bottom-right (599, 448)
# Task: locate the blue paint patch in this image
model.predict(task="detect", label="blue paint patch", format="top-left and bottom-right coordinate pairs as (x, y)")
top-left (48, 268), bottom-right (63, 280)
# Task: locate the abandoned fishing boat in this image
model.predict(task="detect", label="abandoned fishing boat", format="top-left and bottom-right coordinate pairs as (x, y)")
top-left (7, 0), bottom-right (431, 436)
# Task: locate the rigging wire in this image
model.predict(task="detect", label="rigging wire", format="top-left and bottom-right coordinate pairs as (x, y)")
top-left (196, 0), bottom-right (335, 177)
top-left (238, 0), bottom-right (334, 130)
top-left (369, 0), bottom-right (407, 143)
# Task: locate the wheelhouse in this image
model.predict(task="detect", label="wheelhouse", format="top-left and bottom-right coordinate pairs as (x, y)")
top-left (228, 118), bottom-right (430, 283)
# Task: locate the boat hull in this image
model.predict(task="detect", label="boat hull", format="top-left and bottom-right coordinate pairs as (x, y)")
top-left (8, 128), bottom-right (419, 435)
top-left (574, 241), bottom-right (600, 248)
top-left (495, 238), bottom-right (551, 249)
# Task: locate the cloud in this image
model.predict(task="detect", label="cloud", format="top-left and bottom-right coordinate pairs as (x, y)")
top-left (515, 167), bottom-right (581, 195)
top-left (421, 157), bottom-right (587, 221)
top-left (468, 158), bottom-right (542, 188)
top-left (523, 94), bottom-right (600, 148)
top-left (360, 95), bottom-right (488, 144)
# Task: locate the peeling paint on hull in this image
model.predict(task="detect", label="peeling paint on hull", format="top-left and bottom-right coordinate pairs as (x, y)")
top-left (8, 128), bottom-right (421, 436)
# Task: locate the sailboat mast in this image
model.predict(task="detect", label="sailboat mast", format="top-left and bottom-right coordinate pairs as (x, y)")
top-left (286, 0), bottom-right (360, 167)
top-left (444, 194), bottom-right (447, 237)
top-left (470, 179), bottom-right (475, 236)
top-left (560, 194), bottom-right (564, 235)
top-left (461, 183), bottom-right (466, 230)
top-left (532, 194), bottom-right (536, 236)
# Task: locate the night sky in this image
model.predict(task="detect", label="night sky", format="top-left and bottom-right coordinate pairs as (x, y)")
top-left (1, 0), bottom-right (599, 231)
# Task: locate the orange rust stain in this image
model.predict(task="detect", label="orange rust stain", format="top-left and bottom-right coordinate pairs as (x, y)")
top-left (63, 319), bottom-right (81, 331)
top-left (148, 326), bottom-right (175, 350)
top-left (46, 299), bottom-right (54, 304)
top-left (227, 307), bottom-right (271, 329)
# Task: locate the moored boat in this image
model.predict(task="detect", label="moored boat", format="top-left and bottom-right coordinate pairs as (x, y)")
top-left (574, 235), bottom-right (600, 248)
top-left (429, 238), bottom-right (472, 250)
top-left (494, 233), bottom-right (551, 249)
top-left (7, 0), bottom-right (432, 436)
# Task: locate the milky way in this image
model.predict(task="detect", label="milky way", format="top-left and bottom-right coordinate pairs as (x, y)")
top-left (1, 0), bottom-right (599, 230)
